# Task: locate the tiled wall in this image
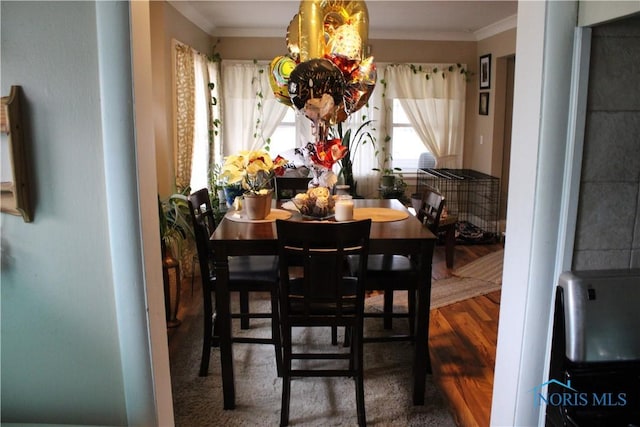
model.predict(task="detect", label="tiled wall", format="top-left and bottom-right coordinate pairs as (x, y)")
top-left (572, 14), bottom-right (640, 270)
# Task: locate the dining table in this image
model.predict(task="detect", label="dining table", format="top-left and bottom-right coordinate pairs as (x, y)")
top-left (210, 198), bottom-right (437, 409)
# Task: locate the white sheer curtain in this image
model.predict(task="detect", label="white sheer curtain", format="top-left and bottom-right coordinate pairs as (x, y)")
top-left (190, 53), bottom-right (212, 192)
top-left (221, 61), bottom-right (288, 155)
top-left (384, 64), bottom-right (466, 168)
top-left (343, 71), bottom-right (384, 198)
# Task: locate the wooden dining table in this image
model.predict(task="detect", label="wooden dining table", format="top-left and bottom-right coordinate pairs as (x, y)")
top-left (210, 198), bottom-right (437, 409)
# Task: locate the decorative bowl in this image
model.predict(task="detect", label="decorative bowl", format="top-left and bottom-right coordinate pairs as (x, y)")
top-left (291, 187), bottom-right (336, 219)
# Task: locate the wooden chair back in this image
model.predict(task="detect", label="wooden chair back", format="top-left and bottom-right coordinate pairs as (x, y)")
top-left (187, 188), bottom-right (216, 292)
top-left (416, 189), bottom-right (445, 234)
top-left (276, 219), bottom-right (372, 323)
top-left (275, 218), bottom-right (371, 426)
top-left (188, 187), bottom-right (216, 237)
top-left (274, 176), bottom-right (312, 200)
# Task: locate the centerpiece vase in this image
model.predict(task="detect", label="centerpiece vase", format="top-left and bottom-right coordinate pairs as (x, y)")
top-left (243, 190), bottom-right (272, 220)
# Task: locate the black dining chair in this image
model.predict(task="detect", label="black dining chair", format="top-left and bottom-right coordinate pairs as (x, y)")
top-left (188, 187), bottom-right (282, 377)
top-left (274, 176), bottom-right (312, 200)
top-left (275, 175), bottom-right (343, 344)
top-left (354, 189), bottom-right (445, 342)
top-left (276, 219), bottom-right (371, 427)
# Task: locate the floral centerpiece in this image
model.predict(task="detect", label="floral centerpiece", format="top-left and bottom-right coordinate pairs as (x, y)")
top-left (301, 138), bottom-right (348, 188)
top-left (220, 149), bottom-right (287, 194)
top-left (220, 149), bottom-right (287, 219)
top-left (291, 186), bottom-right (336, 218)
top-left (284, 139), bottom-right (347, 219)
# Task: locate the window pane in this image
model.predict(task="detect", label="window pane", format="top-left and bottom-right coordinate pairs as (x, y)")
top-left (391, 101), bottom-right (428, 171)
top-left (269, 126), bottom-right (296, 156)
top-left (269, 108), bottom-right (300, 156)
top-left (393, 99), bottom-right (412, 124)
top-left (392, 127), bottom-right (425, 170)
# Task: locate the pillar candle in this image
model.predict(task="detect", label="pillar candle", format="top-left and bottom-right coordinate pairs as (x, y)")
top-left (335, 199), bottom-right (354, 221)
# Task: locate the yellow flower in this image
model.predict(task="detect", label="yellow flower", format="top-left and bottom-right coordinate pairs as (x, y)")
top-left (220, 149), bottom-right (287, 193)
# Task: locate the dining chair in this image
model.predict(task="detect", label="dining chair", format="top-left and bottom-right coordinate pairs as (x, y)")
top-left (188, 187), bottom-right (282, 377)
top-left (355, 189), bottom-right (445, 342)
top-left (275, 175), bottom-right (343, 344)
top-left (275, 219), bottom-right (372, 427)
top-left (274, 176), bottom-right (312, 200)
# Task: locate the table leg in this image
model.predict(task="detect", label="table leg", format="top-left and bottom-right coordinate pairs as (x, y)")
top-left (214, 249), bottom-right (235, 409)
top-left (413, 242), bottom-right (434, 405)
top-left (444, 223), bottom-right (455, 268)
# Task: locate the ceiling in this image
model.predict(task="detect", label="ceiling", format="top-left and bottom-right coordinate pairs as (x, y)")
top-left (168, 0), bottom-right (518, 42)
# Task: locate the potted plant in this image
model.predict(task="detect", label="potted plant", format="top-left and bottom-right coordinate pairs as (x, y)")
top-left (379, 169), bottom-right (398, 188)
top-left (208, 163), bottom-right (230, 223)
top-left (373, 143), bottom-right (402, 188)
top-left (220, 149), bottom-right (287, 219)
top-left (372, 141), bottom-right (409, 202)
top-left (158, 188), bottom-right (194, 261)
top-left (332, 117), bottom-right (376, 198)
top-left (380, 174), bottom-right (409, 203)
top-left (158, 188), bottom-right (195, 327)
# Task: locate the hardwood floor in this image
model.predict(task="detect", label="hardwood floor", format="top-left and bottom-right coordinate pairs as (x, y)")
top-left (429, 243), bottom-right (503, 427)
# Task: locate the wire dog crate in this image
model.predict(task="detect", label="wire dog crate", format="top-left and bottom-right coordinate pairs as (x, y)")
top-left (417, 168), bottom-right (500, 241)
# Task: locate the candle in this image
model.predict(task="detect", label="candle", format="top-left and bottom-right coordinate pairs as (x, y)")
top-left (335, 199), bottom-right (354, 221)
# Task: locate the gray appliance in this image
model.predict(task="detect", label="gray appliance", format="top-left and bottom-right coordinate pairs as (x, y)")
top-left (547, 269), bottom-right (640, 427)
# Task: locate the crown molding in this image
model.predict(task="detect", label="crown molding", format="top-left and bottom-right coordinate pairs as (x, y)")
top-left (474, 14), bottom-right (518, 41)
top-left (169, 1), bottom-right (517, 43)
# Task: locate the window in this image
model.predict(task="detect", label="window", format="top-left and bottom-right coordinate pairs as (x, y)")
top-left (268, 108), bottom-right (317, 157)
top-left (268, 107), bottom-right (297, 156)
top-left (390, 99), bottom-right (427, 171)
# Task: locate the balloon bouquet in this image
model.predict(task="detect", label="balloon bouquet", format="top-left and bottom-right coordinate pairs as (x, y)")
top-left (270, 0), bottom-right (376, 188)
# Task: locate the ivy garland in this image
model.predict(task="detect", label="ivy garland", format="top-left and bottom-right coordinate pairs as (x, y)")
top-left (207, 40), bottom-right (222, 144)
top-left (407, 63), bottom-right (470, 81)
top-left (251, 59), bottom-right (272, 152)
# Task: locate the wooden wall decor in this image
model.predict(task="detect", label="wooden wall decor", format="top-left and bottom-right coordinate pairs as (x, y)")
top-left (1, 86), bottom-right (33, 222)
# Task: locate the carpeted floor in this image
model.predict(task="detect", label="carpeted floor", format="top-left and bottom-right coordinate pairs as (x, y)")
top-left (170, 292), bottom-right (456, 426)
top-left (169, 249), bottom-right (503, 426)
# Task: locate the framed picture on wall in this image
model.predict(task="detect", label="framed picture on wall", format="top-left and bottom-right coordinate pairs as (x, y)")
top-left (479, 92), bottom-right (489, 115)
top-left (479, 54), bottom-right (491, 89)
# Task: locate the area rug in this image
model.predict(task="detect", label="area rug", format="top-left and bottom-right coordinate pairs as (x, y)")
top-left (452, 249), bottom-right (504, 285)
top-left (365, 249), bottom-right (503, 312)
top-left (170, 292), bottom-right (456, 427)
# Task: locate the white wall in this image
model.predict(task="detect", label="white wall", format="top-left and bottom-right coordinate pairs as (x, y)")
top-left (0, 1), bottom-right (159, 424)
top-left (491, 1), bottom-right (579, 425)
top-left (578, 0), bottom-right (640, 27)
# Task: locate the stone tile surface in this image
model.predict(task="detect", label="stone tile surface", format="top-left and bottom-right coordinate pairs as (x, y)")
top-left (574, 182), bottom-right (638, 250)
top-left (592, 15), bottom-right (640, 37)
top-left (588, 21), bottom-right (640, 111)
top-left (572, 249), bottom-right (631, 270)
top-left (581, 112), bottom-right (640, 182)
top-left (631, 249), bottom-right (640, 268)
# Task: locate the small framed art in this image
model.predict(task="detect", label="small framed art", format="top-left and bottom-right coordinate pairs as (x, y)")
top-left (479, 54), bottom-right (491, 89)
top-left (479, 92), bottom-right (489, 116)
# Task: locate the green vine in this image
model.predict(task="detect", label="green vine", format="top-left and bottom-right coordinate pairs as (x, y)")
top-left (207, 40), bottom-right (222, 151)
top-left (407, 63), bottom-right (471, 81)
top-left (251, 59), bottom-right (271, 152)
top-left (207, 40), bottom-right (223, 212)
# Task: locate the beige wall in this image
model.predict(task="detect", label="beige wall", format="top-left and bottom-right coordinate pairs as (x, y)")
top-left (151, 1), bottom-right (213, 196)
top-left (216, 36), bottom-right (477, 64)
top-left (469, 28), bottom-right (517, 175)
